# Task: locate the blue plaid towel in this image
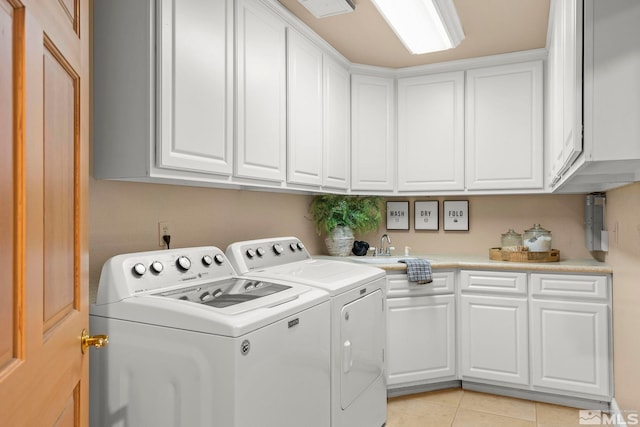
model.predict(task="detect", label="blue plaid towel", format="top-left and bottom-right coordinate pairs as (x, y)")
top-left (399, 258), bottom-right (433, 284)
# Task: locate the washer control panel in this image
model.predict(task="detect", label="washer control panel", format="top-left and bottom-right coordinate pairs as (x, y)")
top-left (226, 237), bottom-right (311, 274)
top-left (96, 246), bottom-right (237, 304)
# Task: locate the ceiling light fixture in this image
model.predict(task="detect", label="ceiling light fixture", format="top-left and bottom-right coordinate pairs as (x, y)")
top-left (370, 0), bottom-right (465, 55)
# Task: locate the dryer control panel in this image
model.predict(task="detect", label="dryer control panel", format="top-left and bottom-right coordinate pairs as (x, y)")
top-left (226, 237), bottom-right (311, 274)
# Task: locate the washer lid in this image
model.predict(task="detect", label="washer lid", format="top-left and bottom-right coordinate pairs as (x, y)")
top-left (90, 280), bottom-right (329, 337)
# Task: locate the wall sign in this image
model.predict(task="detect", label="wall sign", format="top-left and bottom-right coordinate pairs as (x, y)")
top-left (414, 201), bottom-right (439, 230)
top-left (443, 200), bottom-right (469, 231)
top-left (386, 201), bottom-right (409, 230)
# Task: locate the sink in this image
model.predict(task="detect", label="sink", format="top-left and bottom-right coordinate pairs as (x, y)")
top-left (349, 256), bottom-right (416, 264)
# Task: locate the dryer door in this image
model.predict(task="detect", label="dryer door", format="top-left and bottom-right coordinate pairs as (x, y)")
top-left (340, 289), bottom-right (384, 409)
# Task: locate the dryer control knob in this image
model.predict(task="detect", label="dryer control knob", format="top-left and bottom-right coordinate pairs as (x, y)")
top-left (213, 254), bottom-right (225, 265)
top-left (256, 247), bottom-right (265, 257)
top-left (150, 261), bottom-right (164, 274)
top-left (246, 249), bottom-right (256, 259)
top-left (289, 243), bottom-right (297, 251)
top-left (296, 242), bottom-right (305, 250)
top-left (273, 243), bottom-right (284, 255)
top-left (132, 263), bottom-right (146, 277)
top-left (202, 255), bottom-right (213, 266)
top-left (176, 256), bottom-right (191, 271)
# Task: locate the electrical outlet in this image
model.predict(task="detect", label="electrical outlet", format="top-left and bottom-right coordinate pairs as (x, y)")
top-left (158, 221), bottom-right (171, 247)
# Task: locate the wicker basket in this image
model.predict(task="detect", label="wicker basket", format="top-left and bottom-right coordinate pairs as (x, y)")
top-left (489, 248), bottom-right (560, 263)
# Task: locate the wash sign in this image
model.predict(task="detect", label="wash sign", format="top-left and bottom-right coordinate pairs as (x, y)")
top-left (579, 410), bottom-right (639, 425)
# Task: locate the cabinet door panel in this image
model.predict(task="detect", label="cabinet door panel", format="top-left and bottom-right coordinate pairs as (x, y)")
top-left (387, 295), bottom-right (456, 386)
top-left (323, 57), bottom-right (350, 189)
top-left (460, 295), bottom-right (529, 385)
top-left (157, 0), bottom-right (233, 175)
top-left (397, 72), bottom-right (464, 191)
top-left (531, 299), bottom-right (610, 397)
top-left (236, 0), bottom-right (286, 181)
top-left (351, 74), bottom-right (394, 191)
top-left (466, 61), bottom-right (543, 190)
top-left (287, 29), bottom-right (323, 186)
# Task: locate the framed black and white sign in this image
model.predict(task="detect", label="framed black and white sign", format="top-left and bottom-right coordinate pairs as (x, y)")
top-left (386, 201), bottom-right (409, 230)
top-left (414, 201), bottom-right (439, 230)
top-left (443, 200), bottom-right (469, 231)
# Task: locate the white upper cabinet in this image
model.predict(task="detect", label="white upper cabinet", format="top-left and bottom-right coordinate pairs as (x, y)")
top-left (547, 0), bottom-right (583, 183)
top-left (550, 0), bottom-right (640, 192)
top-left (286, 30), bottom-right (350, 189)
top-left (397, 72), bottom-right (465, 192)
top-left (322, 56), bottom-right (351, 189)
top-left (466, 61), bottom-right (544, 190)
top-left (286, 29), bottom-right (324, 186)
top-left (351, 74), bottom-right (395, 191)
top-left (157, 0), bottom-right (234, 175)
top-left (236, 0), bottom-right (287, 182)
top-left (94, 0), bottom-right (234, 180)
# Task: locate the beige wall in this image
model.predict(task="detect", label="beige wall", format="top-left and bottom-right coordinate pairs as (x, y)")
top-left (90, 180), bottom-right (592, 287)
top-left (359, 194), bottom-right (592, 259)
top-left (606, 182), bottom-right (640, 411)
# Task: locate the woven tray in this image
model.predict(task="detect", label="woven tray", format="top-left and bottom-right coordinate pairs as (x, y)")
top-left (489, 248), bottom-right (560, 263)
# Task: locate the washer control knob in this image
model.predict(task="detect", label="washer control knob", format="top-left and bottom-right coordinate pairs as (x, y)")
top-left (213, 254), bottom-right (225, 265)
top-left (246, 248), bottom-right (256, 259)
top-left (256, 247), bottom-right (265, 257)
top-left (132, 263), bottom-right (146, 277)
top-left (176, 256), bottom-right (191, 271)
top-left (289, 243), bottom-right (297, 251)
top-left (245, 282), bottom-right (256, 291)
top-left (212, 289), bottom-right (223, 298)
top-left (150, 261), bottom-right (164, 274)
top-left (202, 255), bottom-right (213, 266)
top-left (296, 242), bottom-right (305, 250)
top-left (200, 291), bottom-right (213, 302)
top-left (273, 243), bottom-right (284, 255)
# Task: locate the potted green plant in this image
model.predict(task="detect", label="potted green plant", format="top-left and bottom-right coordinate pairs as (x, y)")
top-left (309, 195), bottom-right (383, 256)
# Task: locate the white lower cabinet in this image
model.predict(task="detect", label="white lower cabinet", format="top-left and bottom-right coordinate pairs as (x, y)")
top-left (386, 268), bottom-right (612, 403)
top-left (386, 272), bottom-right (456, 389)
top-left (530, 273), bottom-right (611, 399)
top-left (460, 294), bottom-right (529, 385)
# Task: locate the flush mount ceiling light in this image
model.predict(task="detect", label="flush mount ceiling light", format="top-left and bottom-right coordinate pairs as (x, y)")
top-left (370, 0), bottom-right (465, 54)
top-left (297, 0), bottom-right (355, 18)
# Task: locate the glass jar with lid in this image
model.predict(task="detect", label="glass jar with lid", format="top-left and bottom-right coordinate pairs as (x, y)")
top-left (523, 224), bottom-right (552, 252)
top-left (501, 229), bottom-right (523, 249)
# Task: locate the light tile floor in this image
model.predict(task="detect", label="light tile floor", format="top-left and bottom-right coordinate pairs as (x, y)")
top-left (387, 389), bottom-right (589, 427)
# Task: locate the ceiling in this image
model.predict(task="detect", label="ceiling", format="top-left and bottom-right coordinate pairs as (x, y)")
top-left (277, 0), bottom-right (551, 68)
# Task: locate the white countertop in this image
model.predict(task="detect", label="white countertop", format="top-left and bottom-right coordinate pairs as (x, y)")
top-left (314, 254), bottom-right (612, 274)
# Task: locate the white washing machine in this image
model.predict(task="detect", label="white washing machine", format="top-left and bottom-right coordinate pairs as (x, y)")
top-left (89, 246), bottom-right (331, 427)
top-left (226, 237), bottom-right (387, 427)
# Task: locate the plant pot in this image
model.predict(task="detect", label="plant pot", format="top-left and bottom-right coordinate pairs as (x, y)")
top-left (325, 226), bottom-right (355, 257)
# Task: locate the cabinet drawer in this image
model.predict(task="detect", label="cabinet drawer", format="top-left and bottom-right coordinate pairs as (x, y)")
top-left (387, 271), bottom-right (454, 297)
top-left (531, 273), bottom-right (609, 300)
top-left (460, 270), bottom-right (527, 295)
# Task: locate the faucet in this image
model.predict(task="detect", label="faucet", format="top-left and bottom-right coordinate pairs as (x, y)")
top-left (376, 234), bottom-right (392, 256)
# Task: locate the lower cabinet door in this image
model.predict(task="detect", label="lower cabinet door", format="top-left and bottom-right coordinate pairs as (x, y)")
top-left (460, 294), bottom-right (529, 385)
top-left (387, 295), bottom-right (456, 387)
top-left (530, 299), bottom-right (611, 398)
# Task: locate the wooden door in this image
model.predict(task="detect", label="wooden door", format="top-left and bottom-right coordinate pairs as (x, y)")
top-left (0, 0), bottom-right (90, 425)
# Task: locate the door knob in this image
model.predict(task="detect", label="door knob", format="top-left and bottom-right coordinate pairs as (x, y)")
top-left (81, 329), bottom-right (109, 353)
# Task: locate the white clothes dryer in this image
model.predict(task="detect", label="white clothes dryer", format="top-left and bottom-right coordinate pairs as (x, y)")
top-left (226, 237), bottom-right (387, 427)
top-left (90, 246), bottom-right (331, 427)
